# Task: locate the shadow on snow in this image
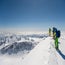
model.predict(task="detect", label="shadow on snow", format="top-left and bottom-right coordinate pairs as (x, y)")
top-left (57, 49), bottom-right (65, 60)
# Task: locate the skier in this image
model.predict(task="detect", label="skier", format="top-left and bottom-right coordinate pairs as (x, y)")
top-left (55, 35), bottom-right (58, 50)
top-left (53, 27), bottom-right (57, 39)
top-left (54, 30), bottom-right (60, 50)
top-left (49, 28), bottom-right (51, 36)
top-left (53, 31), bottom-right (56, 40)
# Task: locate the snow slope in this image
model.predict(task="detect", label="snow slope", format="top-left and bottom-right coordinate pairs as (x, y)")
top-left (0, 32), bottom-right (65, 65)
top-left (20, 34), bottom-right (65, 65)
top-left (20, 37), bottom-right (51, 65)
top-left (0, 37), bottom-right (50, 65)
top-left (21, 37), bottom-right (65, 65)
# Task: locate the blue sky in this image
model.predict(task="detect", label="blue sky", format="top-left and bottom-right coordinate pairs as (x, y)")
top-left (0, 0), bottom-right (65, 31)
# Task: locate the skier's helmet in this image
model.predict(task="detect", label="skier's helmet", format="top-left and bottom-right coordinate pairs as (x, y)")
top-left (53, 27), bottom-right (57, 33)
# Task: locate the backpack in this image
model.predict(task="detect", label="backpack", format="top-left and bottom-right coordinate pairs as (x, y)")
top-left (56, 30), bottom-right (61, 38)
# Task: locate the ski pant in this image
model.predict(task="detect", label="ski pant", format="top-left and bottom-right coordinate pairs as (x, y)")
top-left (55, 37), bottom-right (59, 49)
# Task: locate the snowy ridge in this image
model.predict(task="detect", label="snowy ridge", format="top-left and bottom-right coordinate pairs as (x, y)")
top-left (21, 36), bottom-right (65, 65)
top-left (0, 32), bottom-right (65, 65)
top-left (21, 37), bottom-right (51, 65)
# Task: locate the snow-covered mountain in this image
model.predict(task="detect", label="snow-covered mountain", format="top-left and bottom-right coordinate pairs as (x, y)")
top-left (0, 32), bottom-right (48, 55)
top-left (0, 32), bottom-right (65, 65)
